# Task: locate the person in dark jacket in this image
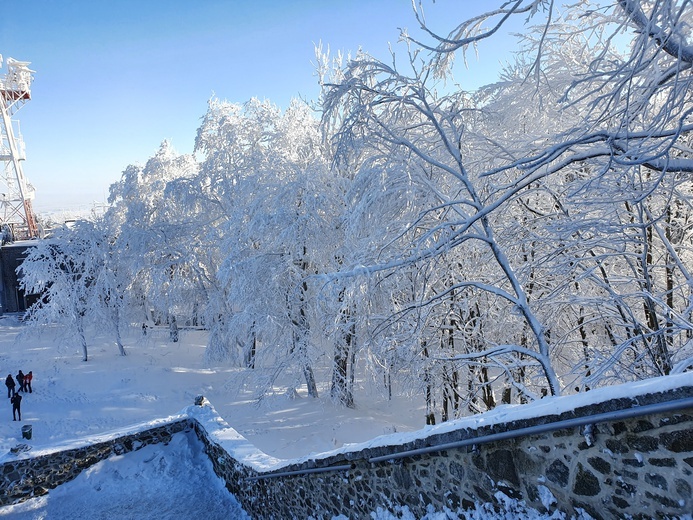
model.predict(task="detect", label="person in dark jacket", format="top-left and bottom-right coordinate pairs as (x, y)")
top-left (11, 392), bottom-right (22, 421)
top-left (16, 371), bottom-right (25, 394)
top-left (5, 374), bottom-right (15, 398)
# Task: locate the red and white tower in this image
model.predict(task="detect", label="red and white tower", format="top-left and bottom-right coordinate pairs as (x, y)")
top-left (0, 55), bottom-right (38, 242)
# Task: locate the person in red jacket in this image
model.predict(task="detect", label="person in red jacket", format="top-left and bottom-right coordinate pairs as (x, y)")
top-left (24, 371), bottom-right (32, 393)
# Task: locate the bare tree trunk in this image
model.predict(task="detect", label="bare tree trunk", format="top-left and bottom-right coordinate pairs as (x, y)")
top-left (331, 294), bottom-right (356, 407)
top-left (479, 366), bottom-right (496, 410)
top-left (423, 342), bottom-right (435, 425)
top-left (303, 362), bottom-right (318, 398)
top-left (384, 363), bottom-right (392, 401)
top-left (290, 253), bottom-right (318, 398)
top-left (349, 348), bottom-right (356, 404)
top-left (442, 313), bottom-right (465, 420)
top-left (113, 304), bottom-right (126, 356)
top-left (169, 315), bottom-right (179, 343)
top-left (441, 365), bottom-right (450, 422)
top-left (77, 318), bottom-right (88, 362)
top-left (115, 324), bottom-right (126, 356)
top-left (640, 214), bottom-right (672, 375)
top-left (576, 308), bottom-right (591, 391)
top-left (664, 206), bottom-right (675, 357)
top-left (331, 339), bottom-right (354, 407)
top-left (249, 334), bottom-right (256, 369)
top-left (245, 324), bottom-right (256, 369)
top-left (291, 327), bottom-right (318, 397)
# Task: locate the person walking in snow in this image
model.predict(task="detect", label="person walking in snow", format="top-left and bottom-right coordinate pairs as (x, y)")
top-left (5, 374), bottom-right (15, 398)
top-left (16, 371), bottom-right (25, 393)
top-left (11, 392), bottom-right (22, 421)
top-left (24, 371), bottom-right (32, 393)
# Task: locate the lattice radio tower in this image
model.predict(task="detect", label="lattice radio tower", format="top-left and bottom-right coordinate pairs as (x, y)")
top-left (0, 55), bottom-right (38, 242)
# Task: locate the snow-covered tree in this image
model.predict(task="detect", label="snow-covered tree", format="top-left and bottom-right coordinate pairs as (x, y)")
top-left (319, 52), bottom-right (563, 403)
top-left (189, 98), bottom-right (352, 401)
top-left (107, 141), bottom-right (200, 342)
top-left (21, 0), bottom-right (693, 423)
top-left (317, 0), bottom-right (693, 419)
top-left (442, 1), bottom-right (693, 385)
top-left (19, 220), bottom-right (125, 360)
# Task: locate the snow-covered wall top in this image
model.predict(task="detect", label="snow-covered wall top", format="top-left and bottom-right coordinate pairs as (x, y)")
top-left (188, 372), bottom-right (693, 472)
top-left (191, 372), bottom-right (693, 519)
top-left (2, 372), bottom-right (692, 518)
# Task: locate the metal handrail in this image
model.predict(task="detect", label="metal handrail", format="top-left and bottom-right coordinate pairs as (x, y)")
top-left (246, 463), bottom-right (354, 481)
top-left (244, 395), bottom-right (693, 480)
top-left (368, 396), bottom-right (693, 463)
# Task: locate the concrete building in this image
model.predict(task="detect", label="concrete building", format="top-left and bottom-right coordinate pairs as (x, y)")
top-left (0, 240), bottom-right (38, 314)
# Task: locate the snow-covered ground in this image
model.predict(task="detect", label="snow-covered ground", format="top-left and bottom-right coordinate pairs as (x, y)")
top-left (0, 316), bottom-right (425, 462)
top-left (1, 315), bottom-right (689, 519)
top-left (0, 430), bottom-right (250, 519)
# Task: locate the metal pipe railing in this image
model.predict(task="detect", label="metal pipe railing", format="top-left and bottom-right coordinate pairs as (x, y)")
top-left (246, 463), bottom-right (354, 481)
top-left (368, 396), bottom-right (693, 463)
top-left (244, 395), bottom-right (693, 480)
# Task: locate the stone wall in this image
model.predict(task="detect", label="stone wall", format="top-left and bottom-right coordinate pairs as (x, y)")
top-left (192, 384), bottom-right (693, 520)
top-left (1, 381), bottom-right (692, 519)
top-left (0, 418), bottom-right (191, 506)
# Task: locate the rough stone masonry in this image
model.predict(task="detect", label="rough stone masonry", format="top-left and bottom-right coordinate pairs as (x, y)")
top-left (1, 382), bottom-right (692, 519)
top-left (196, 384), bottom-right (693, 520)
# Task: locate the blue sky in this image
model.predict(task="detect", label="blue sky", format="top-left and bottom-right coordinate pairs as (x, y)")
top-left (2, 1), bottom-right (513, 213)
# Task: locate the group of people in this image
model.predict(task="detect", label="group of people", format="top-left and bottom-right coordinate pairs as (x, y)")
top-left (5, 370), bottom-right (32, 421)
